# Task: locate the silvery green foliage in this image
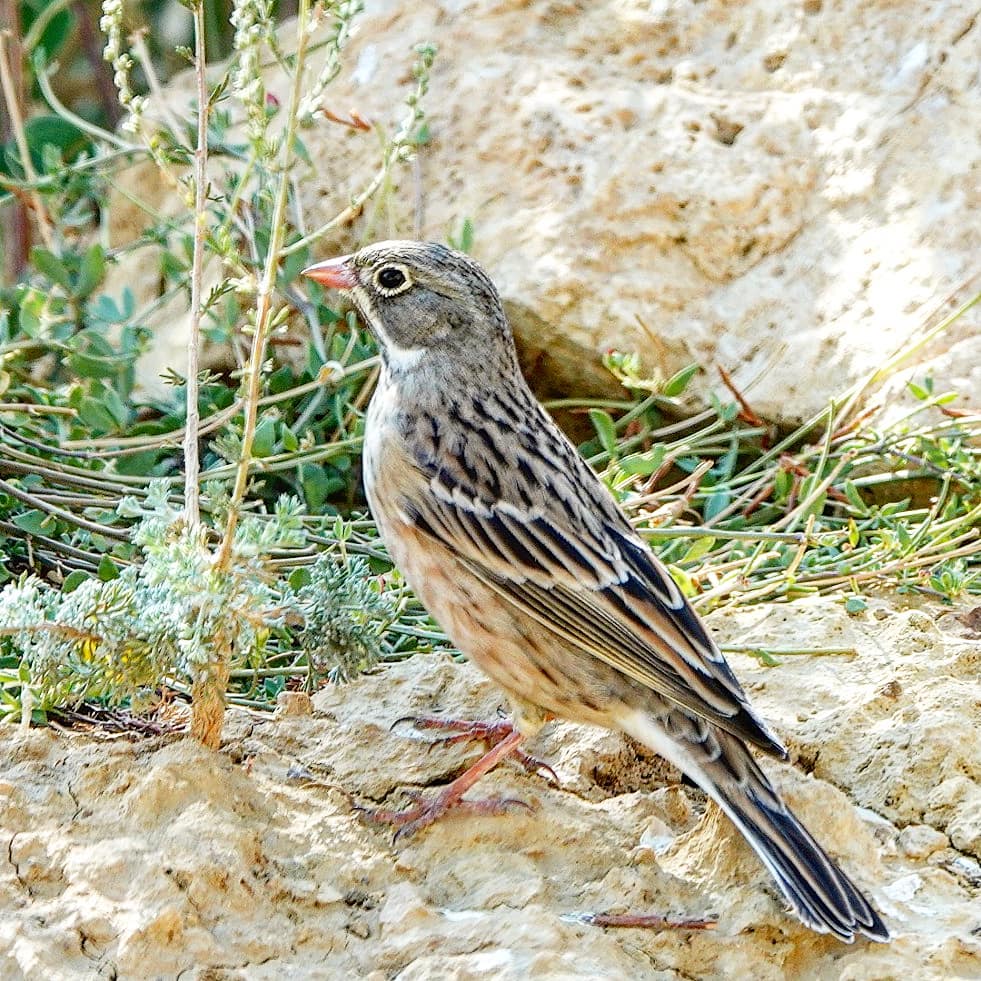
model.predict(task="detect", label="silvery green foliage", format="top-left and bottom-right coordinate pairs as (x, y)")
top-left (297, 0), bottom-right (364, 120)
top-left (0, 482), bottom-right (328, 712)
top-left (230, 0), bottom-right (276, 151)
top-left (287, 553), bottom-right (395, 683)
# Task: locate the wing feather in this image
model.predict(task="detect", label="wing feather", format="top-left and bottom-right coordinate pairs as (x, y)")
top-left (396, 404), bottom-right (786, 756)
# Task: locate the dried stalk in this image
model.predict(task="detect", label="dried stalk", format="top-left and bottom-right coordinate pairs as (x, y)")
top-left (183, 1), bottom-right (211, 529)
top-left (0, 29), bottom-right (55, 249)
top-left (216, 0), bottom-right (313, 568)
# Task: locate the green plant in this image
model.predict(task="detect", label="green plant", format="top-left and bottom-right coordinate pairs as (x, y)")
top-left (0, 0), bottom-right (437, 744)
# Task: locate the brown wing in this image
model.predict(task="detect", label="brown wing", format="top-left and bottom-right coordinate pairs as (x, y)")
top-left (393, 397), bottom-right (786, 757)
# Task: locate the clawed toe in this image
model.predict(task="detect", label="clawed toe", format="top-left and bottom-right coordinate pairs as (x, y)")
top-left (512, 748), bottom-right (560, 785)
top-left (356, 789), bottom-right (534, 842)
top-left (391, 715), bottom-right (560, 786)
top-left (356, 723), bottom-right (533, 839)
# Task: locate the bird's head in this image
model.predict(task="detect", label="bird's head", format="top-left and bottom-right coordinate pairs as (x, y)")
top-left (302, 240), bottom-right (515, 372)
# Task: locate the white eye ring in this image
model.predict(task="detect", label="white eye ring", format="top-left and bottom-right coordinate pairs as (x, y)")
top-left (373, 264), bottom-right (412, 295)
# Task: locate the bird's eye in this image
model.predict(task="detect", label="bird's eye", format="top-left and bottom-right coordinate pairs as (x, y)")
top-left (375, 266), bottom-right (409, 292)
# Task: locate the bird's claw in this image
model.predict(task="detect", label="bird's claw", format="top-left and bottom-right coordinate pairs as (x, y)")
top-left (396, 715), bottom-right (560, 786)
top-left (356, 789), bottom-right (534, 842)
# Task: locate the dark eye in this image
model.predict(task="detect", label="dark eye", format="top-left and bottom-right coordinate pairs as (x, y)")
top-left (376, 266), bottom-right (407, 291)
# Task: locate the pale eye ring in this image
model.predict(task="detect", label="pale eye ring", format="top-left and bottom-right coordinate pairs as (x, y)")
top-left (374, 265), bottom-right (411, 294)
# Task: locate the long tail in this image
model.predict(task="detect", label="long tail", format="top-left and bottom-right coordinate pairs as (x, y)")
top-left (620, 706), bottom-right (889, 943)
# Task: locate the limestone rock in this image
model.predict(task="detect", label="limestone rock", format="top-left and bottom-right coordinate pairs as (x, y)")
top-left (115, 0), bottom-right (981, 423)
top-left (1, 598), bottom-right (980, 978)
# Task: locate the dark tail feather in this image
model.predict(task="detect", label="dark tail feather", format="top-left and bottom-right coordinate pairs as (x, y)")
top-left (621, 709), bottom-right (890, 943)
top-left (719, 782), bottom-right (890, 942)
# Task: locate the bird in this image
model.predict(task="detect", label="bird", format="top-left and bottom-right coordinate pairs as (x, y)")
top-left (301, 240), bottom-right (889, 944)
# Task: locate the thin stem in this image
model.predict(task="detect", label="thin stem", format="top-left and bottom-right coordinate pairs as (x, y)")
top-left (217, 0), bottom-right (313, 567)
top-left (0, 30), bottom-right (55, 249)
top-left (34, 55), bottom-right (139, 152)
top-left (182, 3), bottom-right (211, 529)
top-left (131, 31), bottom-right (193, 151)
top-left (21, 0), bottom-right (75, 53)
top-left (0, 477), bottom-right (130, 540)
top-left (720, 645), bottom-right (857, 657)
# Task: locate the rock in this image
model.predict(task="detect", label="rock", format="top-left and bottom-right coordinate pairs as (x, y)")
top-left (275, 691), bottom-right (314, 717)
top-left (898, 824), bottom-right (949, 861)
top-left (1, 597), bottom-right (980, 977)
top-left (706, 600), bottom-right (981, 863)
top-left (115, 0), bottom-right (981, 424)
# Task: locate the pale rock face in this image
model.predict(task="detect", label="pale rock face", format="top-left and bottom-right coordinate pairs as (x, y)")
top-left (0, 598), bottom-right (979, 978)
top-left (112, 0), bottom-right (980, 421)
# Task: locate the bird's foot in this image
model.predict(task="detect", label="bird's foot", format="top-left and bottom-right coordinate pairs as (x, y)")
top-left (565, 911), bottom-right (717, 931)
top-left (358, 787), bottom-right (532, 841)
top-left (357, 726), bottom-right (533, 840)
top-left (399, 715), bottom-right (559, 785)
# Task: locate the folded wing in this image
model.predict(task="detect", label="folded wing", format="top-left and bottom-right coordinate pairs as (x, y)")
top-left (397, 408), bottom-right (786, 757)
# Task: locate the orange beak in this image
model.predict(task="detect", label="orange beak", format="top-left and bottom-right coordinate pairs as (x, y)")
top-left (301, 255), bottom-right (358, 289)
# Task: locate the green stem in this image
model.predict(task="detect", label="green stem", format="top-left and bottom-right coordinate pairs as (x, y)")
top-left (183, 1), bottom-right (211, 528)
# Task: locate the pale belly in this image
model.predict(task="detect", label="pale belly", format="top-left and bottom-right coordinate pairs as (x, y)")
top-left (363, 414), bottom-right (632, 733)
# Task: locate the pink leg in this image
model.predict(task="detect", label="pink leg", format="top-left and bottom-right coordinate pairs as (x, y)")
top-left (359, 729), bottom-right (531, 840)
top-left (402, 715), bottom-right (559, 784)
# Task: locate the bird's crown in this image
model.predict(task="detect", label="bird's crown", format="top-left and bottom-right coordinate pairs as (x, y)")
top-left (303, 240), bottom-right (515, 373)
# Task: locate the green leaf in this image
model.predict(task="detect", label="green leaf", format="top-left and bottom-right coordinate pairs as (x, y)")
top-left (301, 465), bottom-right (344, 511)
top-left (667, 564), bottom-right (698, 598)
top-left (588, 409), bottom-right (618, 456)
top-left (702, 487), bottom-right (732, 522)
top-left (101, 385), bottom-right (130, 428)
top-left (842, 480), bottom-right (867, 513)
top-left (67, 331), bottom-right (126, 380)
top-left (97, 555), bottom-right (120, 582)
top-left (713, 441), bottom-right (739, 480)
top-left (773, 469), bottom-right (793, 501)
top-left (844, 596), bottom-right (867, 614)
top-left (89, 294), bottom-right (121, 325)
top-left (77, 396), bottom-right (118, 433)
top-left (252, 416), bottom-right (278, 458)
top-left (77, 245), bottom-right (106, 299)
top-left (11, 509), bottom-right (51, 535)
top-left (619, 445), bottom-right (667, 476)
top-left (22, 116), bottom-right (89, 171)
top-left (662, 363), bottom-right (699, 398)
top-left (29, 247), bottom-right (73, 290)
top-left (709, 393), bottom-right (739, 422)
top-left (449, 217), bottom-right (475, 252)
top-left (907, 380), bottom-right (929, 401)
top-left (23, 1), bottom-right (74, 58)
top-left (745, 648), bottom-right (781, 667)
top-left (16, 289), bottom-right (44, 335)
top-left (62, 571), bottom-right (90, 594)
top-left (679, 536), bottom-right (716, 564)
top-left (292, 134), bottom-right (312, 166)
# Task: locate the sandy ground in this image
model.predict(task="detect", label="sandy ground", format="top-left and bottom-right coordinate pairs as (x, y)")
top-left (1, 597), bottom-right (979, 980)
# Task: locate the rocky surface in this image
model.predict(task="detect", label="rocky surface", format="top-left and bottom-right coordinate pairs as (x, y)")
top-left (113, 0), bottom-right (981, 422)
top-left (1, 597), bottom-right (979, 979)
